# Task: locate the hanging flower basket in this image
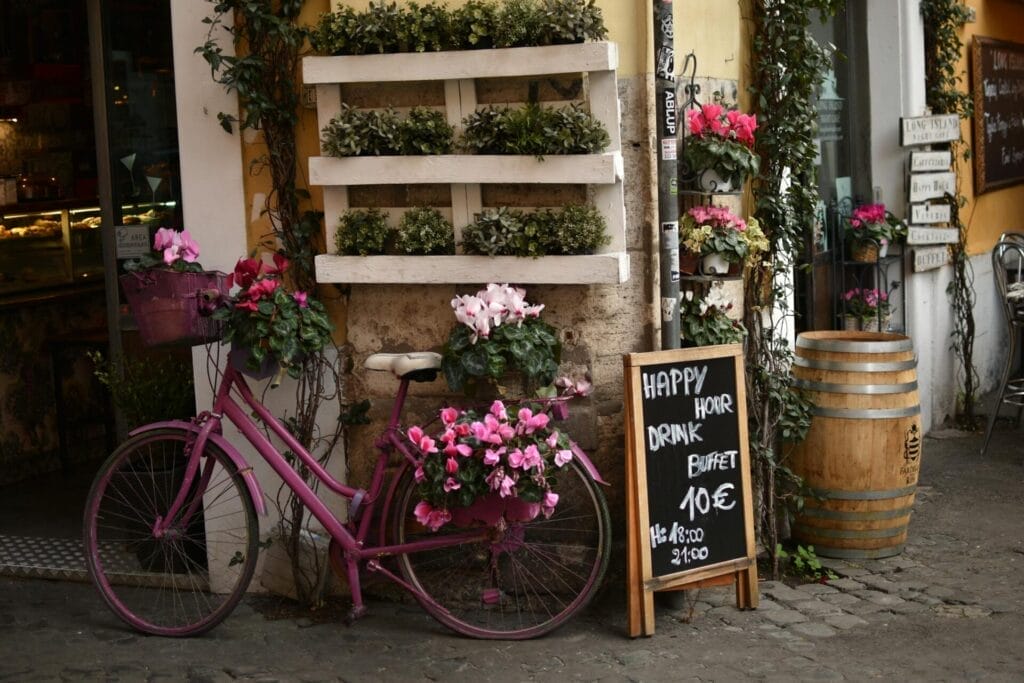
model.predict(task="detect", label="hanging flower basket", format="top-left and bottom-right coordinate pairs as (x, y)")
top-left (120, 270), bottom-right (228, 346)
top-left (849, 240), bottom-right (878, 263)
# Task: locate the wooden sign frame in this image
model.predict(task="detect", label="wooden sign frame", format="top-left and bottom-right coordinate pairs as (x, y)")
top-left (971, 36), bottom-right (1024, 194)
top-left (624, 345), bottom-right (758, 638)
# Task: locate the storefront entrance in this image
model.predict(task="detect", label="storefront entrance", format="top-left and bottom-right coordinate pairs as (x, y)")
top-left (0, 0), bottom-right (189, 577)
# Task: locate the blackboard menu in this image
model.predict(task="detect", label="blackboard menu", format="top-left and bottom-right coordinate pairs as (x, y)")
top-left (638, 355), bottom-right (748, 576)
top-left (972, 36), bottom-right (1024, 193)
top-left (625, 345), bottom-right (758, 636)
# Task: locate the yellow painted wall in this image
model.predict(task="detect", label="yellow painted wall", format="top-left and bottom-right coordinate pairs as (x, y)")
top-left (960, 0), bottom-right (1024, 254)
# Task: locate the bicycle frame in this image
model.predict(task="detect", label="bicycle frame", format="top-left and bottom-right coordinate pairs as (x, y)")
top-left (143, 360), bottom-right (492, 616)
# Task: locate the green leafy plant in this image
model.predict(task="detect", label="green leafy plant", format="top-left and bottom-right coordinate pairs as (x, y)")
top-left (322, 105), bottom-right (453, 157)
top-left (748, 0), bottom-right (842, 580)
top-left (335, 208), bottom-right (391, 255)
top-left (451, 0), bottom-right (500, 48)
top-left (679, 289), bottom-right (746, 347)
top-left (461, 103), bottom-right (609, 156)
top-left (493, 0), bottom-right (543, 47)
top-left (442, 284), bottom-right (561, 395)
top-left (775, 543), bottom-right (837, 582)
top-left (89, 352), bottom-right (196, 429)
top-left (536, 0), bottom-right (607, 45)
top-left (461, 207), bottom-right (526, 256)
top-left (684, 103), bottom-right (760, 188)
top-left (213, 255), bottom-right (334, 379)
top-left (537, 205), bottom-right (609, 255)
top-left (396, 207), bottom-right (455, 255)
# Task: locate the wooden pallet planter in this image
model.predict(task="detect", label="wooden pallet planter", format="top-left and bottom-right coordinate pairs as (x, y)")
top-left (304, 42), bottom-right (628, 285)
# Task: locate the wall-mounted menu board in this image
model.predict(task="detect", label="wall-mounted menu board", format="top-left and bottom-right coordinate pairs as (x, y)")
top-left (624, 345), bottom-right (758, 637)
top-left (971, 36), bottom-right (1024, 193)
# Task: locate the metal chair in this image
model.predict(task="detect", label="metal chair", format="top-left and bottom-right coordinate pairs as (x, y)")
top-left (981, 232), bottom-right (1024, 455)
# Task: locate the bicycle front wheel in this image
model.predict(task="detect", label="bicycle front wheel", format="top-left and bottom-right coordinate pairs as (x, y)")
top-left (392, 458), bottom-right (611, 639)
top-left (83, 429), bottom-right (259, 636)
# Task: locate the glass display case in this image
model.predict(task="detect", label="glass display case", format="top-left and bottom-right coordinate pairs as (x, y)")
top-left (1, 200), bottom-right (104, 295)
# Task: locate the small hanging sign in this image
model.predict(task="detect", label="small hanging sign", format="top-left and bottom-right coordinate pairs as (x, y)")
top-left (913, 246), bottom-right (952, 272)
top-left (908, 171), bottom-right (957, 202)
top-left (907, 226), bottom-right (960, 245)
top-left (900, 114), bottom-right (960, 147)
top-left (909, 150), bottom-right (953, 172)
top-left (910, 202), bottom-right (952, 224)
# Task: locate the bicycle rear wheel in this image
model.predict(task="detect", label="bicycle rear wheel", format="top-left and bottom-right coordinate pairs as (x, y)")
top-left (392, 458), bottom-right (611, 639)
top-left (83, 429), bottom-right (258, 636)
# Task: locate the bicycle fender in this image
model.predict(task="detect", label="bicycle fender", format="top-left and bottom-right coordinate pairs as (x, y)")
top-left (129, 420), bottom-right (268, 516)
top-left (570, 441), bottom-right (609, 486)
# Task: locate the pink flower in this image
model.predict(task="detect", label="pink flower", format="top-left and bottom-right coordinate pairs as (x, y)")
top-left (687, 109), bottom-right (706, 136)
top-left (483, 446), bottom-right (505, 466)
top-left (414, 500), bottom-right (433, 526)
top-left (153, 227), bottom-right (177, 251)
top-left (440, 407), bottom-right (459, 425)
top-left (499, 474), bottom-right (517, 498)
top-left (178, 230), bottom-right (200, 263)
top-left (517, 407), bottom-right (549, 434)
top-left (443, 477), bottom-right (461, 492)
top-left (408, 426), bottom-right (438, 455)
top-left (414, 465), bottom-right (426, 483)
top-left (520, 444), bottom-right (543, 471)
top-left (545, 431), bottom-right (560, 449)
top-left (426, 508), bottom-right (451, 531)
top-left (292, 291), bottom-right (309, 308)
top-left (541, 491), bottom-right (559, 518)
top-left (489, 400), bottom-right (508, 420)
top-left (445, 457), bottom-right (459, 474)
top-left (555, 449), bottom-right (573, 467)
top-left (507, 448), bottom-right (525, 469)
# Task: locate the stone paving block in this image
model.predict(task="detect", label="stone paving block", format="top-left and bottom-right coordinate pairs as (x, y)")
top-left (790, 599), bottom-right (846, 616)
top-left (817, 557), bottom-right (857, 573)
top-left (762, 608), bottom-right (809, 625)
top-left (855, 590), bottom-right (906, 607)
top-left (757, 597), bottom-right (783, 610)
top-left (796, 583), bottom-right (838, 595)
top-left (925, 585), bottom-right (956, 599)
top-left (759, 581), bottom-right (807, 604)
top-left (911, 594), bottom-right (944, 606)
top-left (824, 613), bottom-right (869, 630)
top-left (827, 577), bottom-right (865, 591)
top-left (891, 579), bottom-right (929, 592)
top-left (858, 574), bottom-right (901, 592)
top-left (820, 592), bottom-right (863, 607)
top-left (789, 622), bottom-right (838, 638)
top-left (829, 565), bottom-right (872, 578)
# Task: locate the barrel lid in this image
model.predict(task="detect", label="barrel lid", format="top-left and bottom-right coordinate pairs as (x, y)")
top-left (796, 331), bottom-right (914, 354)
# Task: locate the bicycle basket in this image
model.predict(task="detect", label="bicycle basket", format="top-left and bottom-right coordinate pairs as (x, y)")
top-left (120, 269), bottom-right (229, 346)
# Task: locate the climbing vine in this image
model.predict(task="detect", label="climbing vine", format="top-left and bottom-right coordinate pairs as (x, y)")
top-left (747, 0), bottom-right (841, 578)
top-left (920, 0), bottom-right (978, 427)
top-left (198, 0), bottom-right (366, 606)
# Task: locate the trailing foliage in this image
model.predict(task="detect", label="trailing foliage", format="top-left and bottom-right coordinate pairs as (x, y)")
top-left (921, 0), bottom-right (978, 427)
top-left (461, 205), bottom-right (608, 257)
top-left (747, 0), bottom-right (839, 579)
top-left (335, 208), bottom-right (391, 255)
top-left (461, 103), bottom-right (609, 157)
top-left (311, 0), bottom-right (607, 55)
top-left (396, 207), bottom-right (456, 255)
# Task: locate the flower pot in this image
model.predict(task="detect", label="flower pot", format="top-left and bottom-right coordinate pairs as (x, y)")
top-left (229, 346), bottom-right (280, 380)
top-left (680, 251), bottom-right (701, 275)
top-left (861, 315), bottom-right (891, 332)
top-left (700, 253), bottom-right (731, 275)
top-left (850, 241), bottom-right (878, 262)
top-left (696, 169), bottom-right (733, 193)
top-left (120, 270), bottom-right (228, 346)
top-left (842, 315), bottom-right (860, 331)
top-left (878, 243), bottom-right (889, 258)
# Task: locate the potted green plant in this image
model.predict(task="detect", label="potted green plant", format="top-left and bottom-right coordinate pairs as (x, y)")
top-left (841, 287), bottom-right (892, 331)
top-left (213, 253), bottom-right (334, 383)
top-left (396, 207), bottom-right (455, 255)
top-left (684, 103), bottom-right (760, 191)
top-left (844, 203), bottom-right (907, 261)
top-left (441, 283), bottom-right (560, 395)
top-left (679, 289), bottom-right (747, 347)
top-left (680, 205), bottom-right (764, 275)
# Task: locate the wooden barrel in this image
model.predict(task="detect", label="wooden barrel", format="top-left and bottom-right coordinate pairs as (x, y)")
top-left (789, 331), bottom-right (923, 559)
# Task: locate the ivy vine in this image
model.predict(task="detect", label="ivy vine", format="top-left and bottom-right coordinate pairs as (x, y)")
top-left (920, 0), bottom-right (978, 428)
top-left (747, 0), bottom-right (841, 579)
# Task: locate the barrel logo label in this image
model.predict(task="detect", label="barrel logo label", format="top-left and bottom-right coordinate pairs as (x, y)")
top-left (903, 424), bottom-right (921, 463)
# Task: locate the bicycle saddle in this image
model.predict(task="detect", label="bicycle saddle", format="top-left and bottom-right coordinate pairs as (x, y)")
top-left (365, 352), bottom-right (443, 381)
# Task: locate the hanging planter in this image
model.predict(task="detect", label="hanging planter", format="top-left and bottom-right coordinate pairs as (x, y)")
top-left (696, 169), bottom-right (734, 193)
top-left (700, 252), bottom-right (731, 275)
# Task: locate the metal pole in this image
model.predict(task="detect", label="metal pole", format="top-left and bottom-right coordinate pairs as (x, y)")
top-left (653, 0), bottom-right (679, 349)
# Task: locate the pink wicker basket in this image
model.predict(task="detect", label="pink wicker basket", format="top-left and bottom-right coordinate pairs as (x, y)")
top-left (120, 270), bottom-right (229, 346)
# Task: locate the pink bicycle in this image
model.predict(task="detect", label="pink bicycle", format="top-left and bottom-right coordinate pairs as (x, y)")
top-left (83, 349), bottom-right (611, 639)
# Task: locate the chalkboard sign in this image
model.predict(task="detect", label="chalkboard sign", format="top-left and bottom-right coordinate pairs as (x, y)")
top-left (624, 345), bottom-right (757, 637)
top-left (971, 36), bottom-right (1024, 193)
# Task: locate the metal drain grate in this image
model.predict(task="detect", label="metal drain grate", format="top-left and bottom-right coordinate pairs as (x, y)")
top-left (0, 534), bottom-right (89, 582)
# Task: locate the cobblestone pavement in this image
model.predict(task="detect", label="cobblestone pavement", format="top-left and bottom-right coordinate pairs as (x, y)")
top-left (0, 427), bottom-right (1021, 681)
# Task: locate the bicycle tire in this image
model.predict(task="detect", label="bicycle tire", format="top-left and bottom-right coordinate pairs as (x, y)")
top-left (83, 429), bottom-right (259, 637)
top-left (392, 457), bottom-right (611, 639)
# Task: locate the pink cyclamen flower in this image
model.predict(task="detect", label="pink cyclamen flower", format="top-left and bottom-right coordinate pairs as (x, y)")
top-left (440, 407), bottom-right (459, 425)
top-left (489, 400), bottom-right (508, 420)
top-left (555, 449), bottom-right (574, 467)
top-left (541, 491), bottom-right (559, 518)
top-left (413, 501), bottom-right (433, 526)
top-left (445, 457), bottom-right (459, 474)
top-left (292, 291), bottom-right (309, 308)
top-left (153, 227), bottom-right (177, 251)
top-left (517, 407), bottom-right (550, 434)
top-left (483, 446), bottom-right (506, 466)
top-left (520, 444), bottom-right (543, 471)
top-left (414, 465), bottom-right (426, 483)
top-left (178, 230), bottom-right (200, 262)
top-left (499, 474), bottom-right (517, 498)
top-left (443, 477), bottom-right (461, 493)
